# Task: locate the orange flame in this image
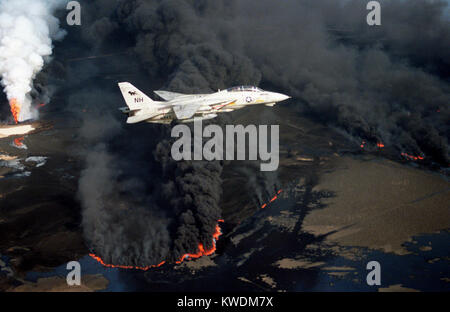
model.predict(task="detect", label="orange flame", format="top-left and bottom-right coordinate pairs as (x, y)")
top-left (9, 98), bottom-right (20, 124)
top-left (88, 254), bottom-right (165, 271)
top-left (176, 221), bottom-right (224, 264)
top-left (13, 137), bottom-right (24, 147)
top-left (90, 220), bottom-right (224, 270)
top-left (401, 152), bottom-right (424, 161)
top-left (360, 140), bottom-right (366, 149)
top-left (360, 141), bottom-right (385, 149)
top-left (261, 189), bottom-right (283, 209)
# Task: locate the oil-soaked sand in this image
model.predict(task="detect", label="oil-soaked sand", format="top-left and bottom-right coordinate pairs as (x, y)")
top-left (303, 156), bottom-right (450, 255)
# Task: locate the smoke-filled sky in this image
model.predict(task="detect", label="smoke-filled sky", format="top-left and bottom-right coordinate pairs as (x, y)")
top-left (29, 0), bottom-right (449, 266)
top-left (73, 0), bottom-right (449, 162)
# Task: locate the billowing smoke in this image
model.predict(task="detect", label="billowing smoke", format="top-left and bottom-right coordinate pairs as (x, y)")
top-left (0, 0), bottom-right (66, 123)
top-left (235, 0), bottom-right (449, 165)
top-left (72, 0), bottom-right (257, 265)
top-left (79, 143), bottom-right (172, 265)
top-left (65, 0), bottom-right (449, 266)
top-left (78, 123), bottom-right (223, 264)
top-left (79, 0), bottom-right (449, 165)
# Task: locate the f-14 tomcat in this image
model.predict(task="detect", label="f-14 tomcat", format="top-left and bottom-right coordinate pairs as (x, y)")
top-left (118, 82), bottom-right (290, 124)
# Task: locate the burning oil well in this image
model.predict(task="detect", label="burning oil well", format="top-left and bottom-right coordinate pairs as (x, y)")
top-left (89, 220), bottom-right (223, 270)
top-left (0, 0), bottom-right (67, 124)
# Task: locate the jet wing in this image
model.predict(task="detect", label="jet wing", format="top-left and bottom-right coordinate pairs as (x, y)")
top-left (172, 102), bottom-right (203, 120)
top-left (154, 90), bottom-right (186, 101)
top-left (172, 98), bottom-right (237, 120)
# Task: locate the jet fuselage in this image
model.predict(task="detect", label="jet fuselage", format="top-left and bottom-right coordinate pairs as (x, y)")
top-left (118, 84), bottom-right (290, 124)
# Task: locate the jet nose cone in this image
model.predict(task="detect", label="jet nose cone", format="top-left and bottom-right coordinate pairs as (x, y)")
top-left (274, 93), bottom-right (291, 102)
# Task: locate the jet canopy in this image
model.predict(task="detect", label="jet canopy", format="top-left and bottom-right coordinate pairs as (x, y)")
top-left (226, 86), bottom-right (262, 92)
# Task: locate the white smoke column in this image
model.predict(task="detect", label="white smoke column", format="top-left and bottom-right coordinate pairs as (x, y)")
top-left (0, 0), bottom-right (66, 122)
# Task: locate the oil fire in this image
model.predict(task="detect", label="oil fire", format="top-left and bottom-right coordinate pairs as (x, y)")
top-left (88, 254), bottom-right (166, 271)
top-left (13, 136), bottom-right (24, 147)
top-left (88, 190), bottom-right (285, 270)
top-left (401, 152), bottom-right (424, 161)
top-left (360, 141), bottom-right (384, 149)
top-left (9, 98), bottom-right (20, 124)
top-left (359, 140), bottom-right (426, 162)
top-left (89, 220), bottom-right (224, 271)
top-left (261, 189), bottom-right (283, 209)
top-left (360, 140), bottom-right (366, 148)
top-left (175, 222), bottom-right (223, 264)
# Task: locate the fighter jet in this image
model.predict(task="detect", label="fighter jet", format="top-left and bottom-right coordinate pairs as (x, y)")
top-left (118, 82), bottom-right (290, 124)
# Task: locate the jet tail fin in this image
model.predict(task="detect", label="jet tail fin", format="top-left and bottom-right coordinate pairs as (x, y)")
top-left (118, 82), bottom-right (156, 110)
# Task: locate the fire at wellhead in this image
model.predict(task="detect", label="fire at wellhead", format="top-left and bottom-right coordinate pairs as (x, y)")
top-left (0, 0), bottom-right (66, 123)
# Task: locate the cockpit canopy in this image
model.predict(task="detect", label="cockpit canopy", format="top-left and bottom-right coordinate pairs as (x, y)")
top-left (226, 86), bottom-right (262, 92)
